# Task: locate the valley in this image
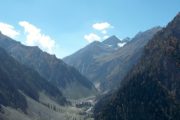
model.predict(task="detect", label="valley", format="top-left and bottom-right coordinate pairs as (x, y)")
top-left (0, 92), bottom-right (96, 120)
top-left (0, 1), bottom-right (180, 120)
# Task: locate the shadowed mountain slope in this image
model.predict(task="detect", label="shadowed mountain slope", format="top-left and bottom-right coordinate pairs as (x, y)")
top-left (94, 13), bottom-right (180, 120)
top-left (0, 34), bottom-right (97, 99)
top-left (0, 47), bottom-right (67, 113)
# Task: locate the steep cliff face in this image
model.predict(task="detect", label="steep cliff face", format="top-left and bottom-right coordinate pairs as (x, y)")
top-left (94, 13), bottom-right (180, 120)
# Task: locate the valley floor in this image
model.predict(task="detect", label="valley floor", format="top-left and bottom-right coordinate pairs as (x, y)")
top-left (0, 92), bottom-right (96, 120)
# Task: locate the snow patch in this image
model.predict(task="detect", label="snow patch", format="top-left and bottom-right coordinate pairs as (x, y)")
top-left (95, 82), bottom-right (101, 91)
top-left (107, 44), bottom-right (112, 47)
top-left (118, 42), bottom-right (126, 47)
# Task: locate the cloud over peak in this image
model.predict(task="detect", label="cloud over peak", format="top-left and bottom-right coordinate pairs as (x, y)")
top-left (0, 22), bottom-right (19, 38)
top-left (84, 33), bottom-right (101, 43)
top-left (19, 21), bottom-right (55, 54)
top-left (103, 35), bottom-right (109, 40)
top-left (84, 22), bottom-right (113, 43)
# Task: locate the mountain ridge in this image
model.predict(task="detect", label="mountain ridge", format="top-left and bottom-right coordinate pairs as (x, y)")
top-left (94, 12), bottom-right (180, 120)
top-left (0, 47), bottom-right (67, 113)
top-left (64, 27), bottom-right (161, 92)
top-left (0, 34), bottom-right (97, 99)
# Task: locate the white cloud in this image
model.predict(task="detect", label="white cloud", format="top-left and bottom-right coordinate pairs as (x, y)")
top-left (19, 21), bottom-right (55, 54)
top-left (84, 33), bottom-right (101, 43)
top-left (0, 22), bottom-right (19, 38)
top-left (102, 30), bottom-right (107, 34)
top-left (103, 35), bottom-right (109, 40)
top-left (92, 22), bottom-right (112, 31)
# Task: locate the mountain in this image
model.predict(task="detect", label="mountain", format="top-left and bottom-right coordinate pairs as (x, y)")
top-left (0, 47), bottom-right (93, 120)
top-left (64, 27), bottom-right (161, 92)
top-left (63, 36), bottom-right (124, 88)
top-left (0, 34), bottom-right (97, 99)
top-left (102, 35), bottom-right (126, 49)
top-left (63, 36), bottom-right (124, 77)
top-left (0, 47), bottom-right (67, 112)
top-left (94, 13), bottom-right (180, 120)
top-left (64, 39), bottom-right (116, 75)
top-left (98, 26), bottom-right (162, 91)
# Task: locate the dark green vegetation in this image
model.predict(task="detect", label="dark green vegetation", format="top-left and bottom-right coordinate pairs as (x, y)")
top-left (94, 13), bottom-right (180, 120)
top-left (0, 47), bottom-right (67, 112)
top-left (0, 34), bottom-right (97, 99)
top-left (64, 27), bottom-right (161, 92)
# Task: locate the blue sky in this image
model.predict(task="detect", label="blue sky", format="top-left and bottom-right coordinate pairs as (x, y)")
top-left (0, 0), bottom-right (180, 58)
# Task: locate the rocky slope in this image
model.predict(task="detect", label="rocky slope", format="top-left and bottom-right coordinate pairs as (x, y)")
top-left (0, 34), bottom-right (97, 99)
top-left (94, 12), bottom-right (180, 120)
top-left (64, 27), bottom-right (161, 92)
top-left (0, 47), bottom-right (67, 113)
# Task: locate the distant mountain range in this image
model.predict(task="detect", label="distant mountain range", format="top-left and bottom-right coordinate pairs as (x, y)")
top-left (64, 27), bottom-right (161, 92)
top-left (0, 33), bottom-right (97, 99)
top-left (64, 36), bottom-right (118, 75)
top-left (94, 12), bottom-right (180, 120)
